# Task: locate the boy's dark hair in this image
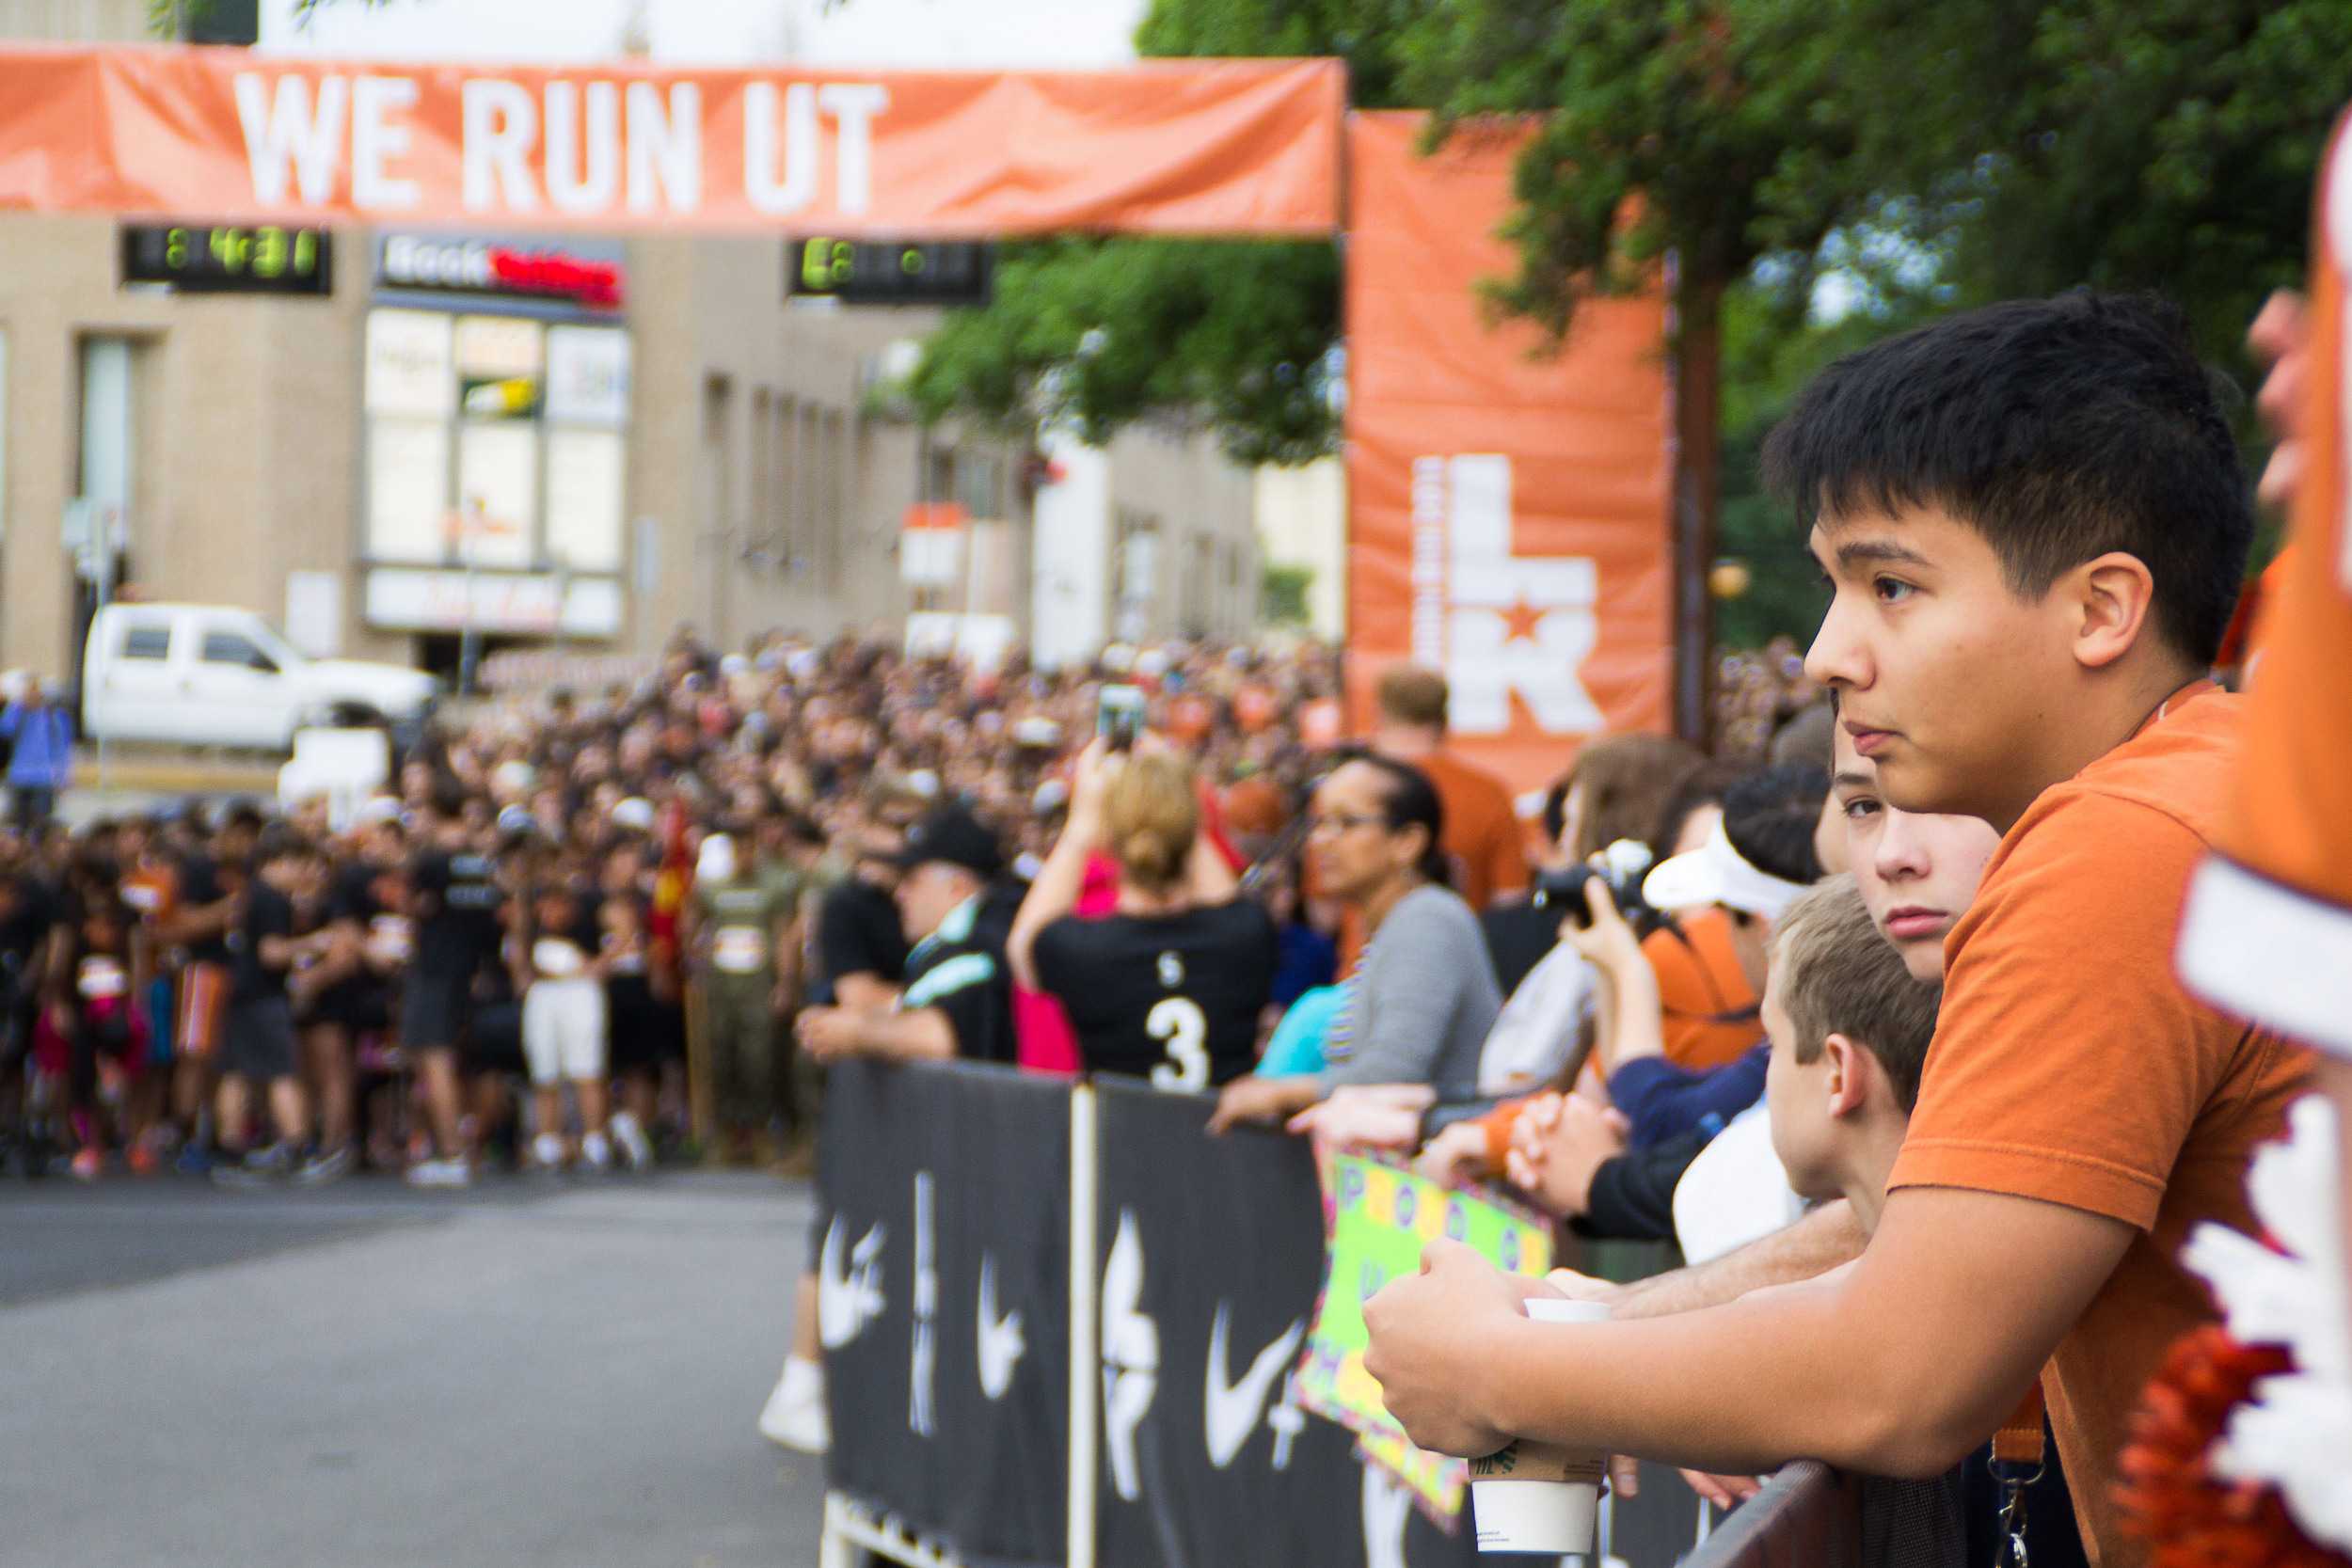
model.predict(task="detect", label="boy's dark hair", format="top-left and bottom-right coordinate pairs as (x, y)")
top-left (1723, 765), bottom-right (1831, 886)
top-left (1772, 876), bottom-right (1943, 1114)
top-left (1763, 291), bottom-right (2252, 666)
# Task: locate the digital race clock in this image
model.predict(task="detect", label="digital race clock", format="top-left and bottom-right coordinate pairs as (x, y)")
top-left (120, 223), bottom-right (333, 296)
top-left (788, 239), bottom-right (993, 307)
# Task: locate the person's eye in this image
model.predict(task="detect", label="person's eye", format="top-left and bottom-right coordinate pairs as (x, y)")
top-left (1842, 798), bottom-right (1883, 822)
top-left (1873, 576), bottom-right (1917, 604)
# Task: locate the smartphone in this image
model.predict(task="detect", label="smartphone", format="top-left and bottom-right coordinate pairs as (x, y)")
top-left (1096, 683), bottom-right (1147, 752)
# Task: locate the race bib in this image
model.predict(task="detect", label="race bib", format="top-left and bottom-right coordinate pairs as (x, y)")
top-left (78, 956), bottom-right (129, 1000)
top-left (120, 882), bottom-right (162, 914)
top-left (532, 938), bottom-right (586, 977)
top-left (712, 927), bottom-right (768, 974)
top-left (369, 914), bottom-right (413, 963)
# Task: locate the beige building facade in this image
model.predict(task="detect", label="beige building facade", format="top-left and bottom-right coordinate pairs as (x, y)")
top-left (0, 5), bottom-right (1270, 689)
top-left (0, 212), bottom-right (1044, 685)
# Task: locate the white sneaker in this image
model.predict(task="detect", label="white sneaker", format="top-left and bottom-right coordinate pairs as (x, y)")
top-left (532, 1132), bottom-right (566, 1171)
top-left (404, 1156), bottom-right (473, 1190)
top-left (610, 1111), bottom-right (654, 1172)
top-left (580, 1132), bottom-right (612, 1171)
top-left (758, 1355), bottom-right (830, 1453)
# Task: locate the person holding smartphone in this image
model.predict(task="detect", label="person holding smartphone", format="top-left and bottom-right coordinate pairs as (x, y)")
top-left (1009, 738), bottom-right (1275, 1091)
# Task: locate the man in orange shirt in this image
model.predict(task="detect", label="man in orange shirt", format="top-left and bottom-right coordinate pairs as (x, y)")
top-left (1363, 292), bottom-right (2308, 1568)
top-left (1368, 665), bottom-right (1528, 909)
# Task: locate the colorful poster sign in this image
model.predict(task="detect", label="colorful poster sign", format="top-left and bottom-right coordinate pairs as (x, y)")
top-left (1295, 1153), bottom-right (1555, 1523)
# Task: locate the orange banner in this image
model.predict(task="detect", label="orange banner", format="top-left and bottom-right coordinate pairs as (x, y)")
top-left (0, 46), bottom-right (1342, 236)
top-left (1343, 112), bottom-right (1673, 796)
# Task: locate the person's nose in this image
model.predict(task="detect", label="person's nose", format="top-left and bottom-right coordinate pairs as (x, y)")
top-left (1804, 592), bottom-right (1869, 691)
top-left (1874, 809), bottom-right (1932, 886)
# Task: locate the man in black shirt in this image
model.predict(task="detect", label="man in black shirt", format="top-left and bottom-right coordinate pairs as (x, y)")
top-left (289, 808), bottom-right (404, 1183)
top-left (796, 805), bottom-right (1015, 1067)
top-left (809, 811), bottom-right (911, 1014)
top-left (404, 785), bottom-right (506, 1189)
top-left (214, 830), bottom-right (324, 1184)
top-left (161, 803), bottom-right (262, 1169)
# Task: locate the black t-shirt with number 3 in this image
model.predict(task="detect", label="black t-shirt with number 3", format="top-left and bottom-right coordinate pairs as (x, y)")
top-left (1032, 899), bottom-right (1277, 1091)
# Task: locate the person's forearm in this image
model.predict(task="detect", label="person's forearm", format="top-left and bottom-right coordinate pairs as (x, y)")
top-left (1608, 1200), bottom-right (1866, 1319)
top-left (850, 1007), bottom-right (955, 1062)
top-left (1471, 1194), bottom-right (2074, 1477)
top-left (1597, 952), bottom-right (1664, 1072)
top-left (1009, 816), bottom-right (1097, 987)
top-left (834, 972), bottom-right (899, 1016)
top-left (1185, 829), bottom-right (1239, 903)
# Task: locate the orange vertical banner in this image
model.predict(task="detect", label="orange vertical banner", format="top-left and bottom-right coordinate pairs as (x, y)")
top-left (1343, 112), bottom-right (1673, 796)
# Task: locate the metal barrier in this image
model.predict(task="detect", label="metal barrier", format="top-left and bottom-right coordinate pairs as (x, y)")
top-left (1682, 1463), bottom-right (1862, 1568)
top-left (812, 1060), bottom-right (1722, 1568)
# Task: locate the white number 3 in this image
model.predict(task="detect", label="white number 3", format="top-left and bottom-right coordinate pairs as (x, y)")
top-left (1147, 997), bottom-right (1210, 1092)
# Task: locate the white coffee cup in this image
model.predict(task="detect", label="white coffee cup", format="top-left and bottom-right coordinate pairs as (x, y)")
top-left (1470, 1295), bottom-right (1611, 1555)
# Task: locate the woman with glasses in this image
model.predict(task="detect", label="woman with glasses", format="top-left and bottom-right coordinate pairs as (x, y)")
top-left (1208, 752), bottom-right (1502, 1132)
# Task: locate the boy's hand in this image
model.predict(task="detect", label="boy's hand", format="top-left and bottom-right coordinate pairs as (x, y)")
top-left (1364, 1239), bottom-right (1555, 1457)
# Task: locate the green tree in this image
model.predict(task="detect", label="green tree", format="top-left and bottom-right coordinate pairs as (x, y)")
top-left (1260, 562), bottom-right (1315, 626)
top-left (903, 0), bottom-right (1428, 464)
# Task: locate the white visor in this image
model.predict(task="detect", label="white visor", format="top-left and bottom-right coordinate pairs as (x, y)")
top-left (1642, 818), bottom-right (1810, 921)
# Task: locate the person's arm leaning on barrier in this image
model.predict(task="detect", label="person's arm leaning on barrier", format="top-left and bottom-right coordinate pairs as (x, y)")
top-left (797, 1002), bottom-right (957, 1064)
top-left (1364, 1180), bottom-right (2124, 1479)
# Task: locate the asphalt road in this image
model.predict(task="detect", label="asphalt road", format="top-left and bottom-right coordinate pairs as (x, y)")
top-left (0, 1171), bottom-right (828, 1568)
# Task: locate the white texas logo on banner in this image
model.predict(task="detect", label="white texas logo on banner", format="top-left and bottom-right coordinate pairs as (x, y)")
top-left (1411, 453), bottom-right (1604, 736)
top-left (1101, 1210), bottom-right (1161, 1504)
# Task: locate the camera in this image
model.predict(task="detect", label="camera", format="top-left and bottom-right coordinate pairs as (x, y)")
top-left (1533, 840), bottom-right (1670, 939)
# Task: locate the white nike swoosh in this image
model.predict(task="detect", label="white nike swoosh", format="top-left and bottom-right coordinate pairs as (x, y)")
top-left (1362, 1465), bottom-right (1413, 1568)
top-left (1202, 1304), bottom-right (1305, 1467)
top-left (817, 1217), bottom-right (887, 1351)
top-left (977, 1255), bottom-right (1026, 1401)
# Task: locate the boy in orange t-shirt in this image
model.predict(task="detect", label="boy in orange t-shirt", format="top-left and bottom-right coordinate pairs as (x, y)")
top-left (1360, 293), bottom-right (2309, 1568)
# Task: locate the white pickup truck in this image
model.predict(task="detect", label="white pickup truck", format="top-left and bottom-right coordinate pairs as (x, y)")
top-left (81, 602), bottom-right (438, 752)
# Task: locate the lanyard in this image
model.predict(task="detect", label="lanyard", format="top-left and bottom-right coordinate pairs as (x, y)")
top-left (1990, 1380), bottom-right (2047, 1568)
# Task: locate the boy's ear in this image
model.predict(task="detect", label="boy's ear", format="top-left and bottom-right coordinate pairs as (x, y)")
top-left (2068, 550), bottom-right (2159, 673)
top-left (1820, 1034), bottom-right (1872, 1119)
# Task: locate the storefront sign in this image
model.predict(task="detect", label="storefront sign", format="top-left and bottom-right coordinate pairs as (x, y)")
top-left (363, 567), bottom-right (621, 637)
top-left (380, 233), bottom-right (624, 309)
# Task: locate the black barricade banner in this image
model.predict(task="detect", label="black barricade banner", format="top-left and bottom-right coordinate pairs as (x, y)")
top-left (818, 1058), bottom-right (1071, 1568)
top-left (1093, 1078), bottom-right (1476, 1568)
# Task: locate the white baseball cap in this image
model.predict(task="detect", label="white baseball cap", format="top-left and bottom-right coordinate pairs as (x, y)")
top-left (1642, 817), bottom-right (1811, 921)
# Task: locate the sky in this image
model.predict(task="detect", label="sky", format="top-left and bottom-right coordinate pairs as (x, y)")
top-left (260, 0), bottom-right (1151, 69)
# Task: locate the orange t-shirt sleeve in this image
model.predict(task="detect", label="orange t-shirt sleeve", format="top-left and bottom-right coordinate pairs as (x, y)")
top-left (1889, 791), bottom-right (2231, 1232)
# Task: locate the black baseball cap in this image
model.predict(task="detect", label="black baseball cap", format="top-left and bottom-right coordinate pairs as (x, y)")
top-left (888, 804), bottom-right (1004, 879)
